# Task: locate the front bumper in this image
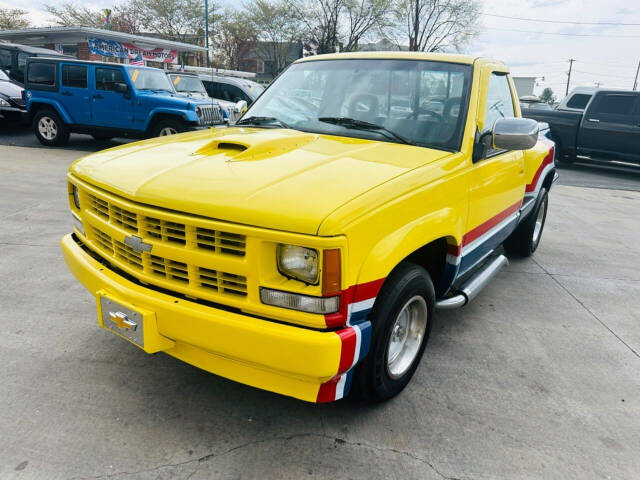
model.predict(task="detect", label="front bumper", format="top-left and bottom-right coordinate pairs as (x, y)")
top-left (0, 106), bottom-right (28, 122)
top-left (61, 234), bottom-right (358, 402)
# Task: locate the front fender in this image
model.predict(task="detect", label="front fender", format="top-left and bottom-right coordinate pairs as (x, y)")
top-left (356, 207), bottom-right (463, 294)
top-left (145, 107), bottom-right (199, 130)
top-left (27, 98), bottom-right (73, 124)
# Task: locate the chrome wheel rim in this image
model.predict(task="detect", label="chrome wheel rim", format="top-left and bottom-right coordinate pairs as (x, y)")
top-left (532, 198), bottom-right (547, 245)
top-left (386, 295), bottom-right (428, 379)
top-left (38, 117), bottom-right (57, 140)
top-left (158, 127), bottom-right (177, 136)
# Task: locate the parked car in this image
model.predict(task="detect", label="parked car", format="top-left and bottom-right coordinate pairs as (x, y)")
top-left (0, 42), bottom-right (69, 86)
top-left (61, 52), bottom-right (555, 403)
top-left (555, 86), bottom-right (597, 112)
top-left (25, 58), bottom-right (225, 146)
top-left (166, 72), bottom-right (241, 122)
top-left (0, 68), bottom-right (28, 123)
top-left (198, 74), bottom-right (264, 106)
top-left (520, 95), bottom-right (553, 111)
top-left (523, 89), bottom-right (640, 164)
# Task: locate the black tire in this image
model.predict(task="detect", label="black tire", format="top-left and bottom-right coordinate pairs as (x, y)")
top-left (504, 188), bottom-right (549, 257)
top-left (91, 133), bottom-right (113, 141)
top-left (353, 263), bottom-right (435, 402)
top-left (151, 118), bottom-right (186, 137)
top-left (33, 109), bottom-right (69, 146)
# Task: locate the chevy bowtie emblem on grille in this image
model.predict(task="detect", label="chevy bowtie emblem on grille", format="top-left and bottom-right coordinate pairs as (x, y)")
top-left (123, 235), bottom-right (152, 254)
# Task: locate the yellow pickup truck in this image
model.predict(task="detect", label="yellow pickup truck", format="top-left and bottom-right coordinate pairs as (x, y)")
top-left (62, 52), bottom-right (556, 403)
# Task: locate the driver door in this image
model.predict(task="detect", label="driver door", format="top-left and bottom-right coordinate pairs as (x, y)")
top-left (461, 68), bottom-right (525, 273)
top-left (90, 67), bottom-right (133, 130)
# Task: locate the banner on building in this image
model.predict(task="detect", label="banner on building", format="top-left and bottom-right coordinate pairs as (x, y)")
top-left (88, 37), bottom-right (178, 64)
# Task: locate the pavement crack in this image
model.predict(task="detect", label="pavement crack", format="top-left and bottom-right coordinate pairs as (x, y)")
top-left (70, 433), bottom-right (463, 480)
top-left (532, 258), bottom-right (639, 359)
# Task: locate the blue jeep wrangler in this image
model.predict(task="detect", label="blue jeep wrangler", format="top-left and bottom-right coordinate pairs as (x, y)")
top-left (24, 57), bottom-right (224, 146)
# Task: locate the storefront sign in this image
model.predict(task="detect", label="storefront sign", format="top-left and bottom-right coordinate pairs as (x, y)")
top-left (88, 37), bottom-right (178, 64)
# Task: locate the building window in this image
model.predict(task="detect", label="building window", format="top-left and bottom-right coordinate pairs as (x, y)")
top-left (256, 59), bottom-right (264, 74)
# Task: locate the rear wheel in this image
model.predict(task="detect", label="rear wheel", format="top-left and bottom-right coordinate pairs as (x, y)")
top-left (151, 118), bottom-right (186, 137)
top-left (33, 110), bottom-right (69, 146)
top-left (353, 263), bottom-right (434, 402)
top-left (504, 188), bottom-right (549, 257)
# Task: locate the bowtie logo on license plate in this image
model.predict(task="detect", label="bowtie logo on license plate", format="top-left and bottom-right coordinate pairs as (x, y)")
top-left (123, 235), bottom-right (152, 254)
top-left (109, 311), bottom-right (137, 331)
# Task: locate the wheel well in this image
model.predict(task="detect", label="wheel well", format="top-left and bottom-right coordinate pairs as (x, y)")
top-left (401, 237), bottom-right (448, 295)
top-left (542, 168), bottom-right (555, 192)
top-left (29, 102), bottom-right (57, 117)
top-left (148, 113), bottom-right (186, 131)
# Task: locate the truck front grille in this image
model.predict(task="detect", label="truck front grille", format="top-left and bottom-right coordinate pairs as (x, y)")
top-left (82, 189), bottom-right (248, 302)
top-left (198, 104), bottom-right (223, 125)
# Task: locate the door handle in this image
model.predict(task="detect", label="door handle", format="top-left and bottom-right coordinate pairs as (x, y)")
top-left (587, 118), bottom-right (600, 123)
top-left (61, 91), bottom-right (72, 96)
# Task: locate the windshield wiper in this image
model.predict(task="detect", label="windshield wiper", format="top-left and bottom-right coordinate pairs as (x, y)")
top-left (236, 116), bottom-right (290, 129)
top-left (318, 117), bottom-right (413, 145)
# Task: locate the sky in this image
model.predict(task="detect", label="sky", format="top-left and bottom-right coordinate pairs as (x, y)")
top-left (6, 0), bottom-right (640, 96)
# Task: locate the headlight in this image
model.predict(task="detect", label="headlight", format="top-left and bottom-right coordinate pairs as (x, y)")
top-left (71, 184), bottom-right (81, 209)
top-left (195, 106), bottom-right (202, 117)
top-left (0, 98), bottom-right (10, 106)
top-left (277, 244), bottom-right (319, 284)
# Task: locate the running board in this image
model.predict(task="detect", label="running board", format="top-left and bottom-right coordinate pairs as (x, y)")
top-left (436, 255), bottom-right (509, 309)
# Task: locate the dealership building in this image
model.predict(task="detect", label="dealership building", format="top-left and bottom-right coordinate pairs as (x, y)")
top-left (0, 26), bottom-right (206, 69)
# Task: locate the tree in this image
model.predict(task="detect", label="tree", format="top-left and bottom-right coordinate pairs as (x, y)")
top-left (391, 0), bottom-right (480, 52)
top-left (539, 87), bottom-right (556, 105)
top-left (246, 0), bottom-right (305, 75)
top-left (44, 3), bottom-right (105, 28)
top-left (0, 8), bottom-right (31, 30)
top-left (343, 0), bottom-right (392, 51)
top-left (214, 9), bottom-right (257, 70)
top-left (128, 0), bottom-right (212, 43)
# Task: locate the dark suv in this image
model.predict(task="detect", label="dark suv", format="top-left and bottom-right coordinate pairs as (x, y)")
top-left (0, 42), bottom-right (69, 85)
top-left (0, 68), bottom-right (27, 123)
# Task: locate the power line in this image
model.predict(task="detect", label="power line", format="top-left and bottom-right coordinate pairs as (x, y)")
top-left (481, 13), bottom-right (640, 26)
top-left (486, 27), bottom-right (640, 38)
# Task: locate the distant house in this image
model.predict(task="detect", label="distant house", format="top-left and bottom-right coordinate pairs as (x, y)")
top-left (513, 76), bottom-right (537, 98)
top-left (239, 41), bottom-right (303, 82)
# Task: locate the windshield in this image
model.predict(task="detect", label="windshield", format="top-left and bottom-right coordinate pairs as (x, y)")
top-left (245, 81), bottom-right (264, 100)
top-left (169, 74), bottom-right (207, 94)
top-left (241, 59), bottom-right (472, 150)
top-left (0, 69), bottom-right (9, 81)
top-left (127, 67), bottom-right (173, 92)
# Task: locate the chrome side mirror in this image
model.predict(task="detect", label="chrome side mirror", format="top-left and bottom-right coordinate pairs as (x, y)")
top-left (485, 117), bottom-right (539, 151)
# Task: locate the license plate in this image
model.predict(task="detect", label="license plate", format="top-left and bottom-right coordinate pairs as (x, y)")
top-left (99, 296), bottom-right (145, 348)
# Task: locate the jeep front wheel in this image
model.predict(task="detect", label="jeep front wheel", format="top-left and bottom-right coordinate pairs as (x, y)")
top-left (33, 110), bottom-right (69, 147)
top-left (151, 118), bottom-right (186, 137)
top-left (353, 263), bottom-right (434, 402)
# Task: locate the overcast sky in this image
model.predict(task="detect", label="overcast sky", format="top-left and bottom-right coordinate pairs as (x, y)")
top-left (5, 0), bottom-right (640, 96)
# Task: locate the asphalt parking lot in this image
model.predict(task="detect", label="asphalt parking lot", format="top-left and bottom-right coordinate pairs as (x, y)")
top-left (1, 137), bottom-right (639, 479)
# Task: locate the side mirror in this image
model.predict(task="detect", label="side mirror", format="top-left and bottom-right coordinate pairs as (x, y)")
top-left (235, 100), bottom-right (247, 113)
top-left (113, 82), bottom-right (128, 94)
top-left (483, 117), bottom-right (539, 151)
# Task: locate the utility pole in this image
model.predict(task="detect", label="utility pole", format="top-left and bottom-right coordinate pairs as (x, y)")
top-left (566, 58), bottom-right (575, 96)
top-left (205, 0), bottom-right (210, 68)
top-left (634, 58), bottom-right (640, 91)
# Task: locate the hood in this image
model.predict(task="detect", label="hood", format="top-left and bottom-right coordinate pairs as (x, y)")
top-left (71, 128), bottom-right (450, 235)
top-left (0, 80), bottom-right (23, 98)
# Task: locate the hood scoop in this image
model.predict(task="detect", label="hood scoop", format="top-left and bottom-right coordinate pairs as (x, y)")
top-left (193, 130), bottom-right (316, 161)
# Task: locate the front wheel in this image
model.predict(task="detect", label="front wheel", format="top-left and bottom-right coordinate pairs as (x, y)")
top-left (151, 118), bottom-right (186, 137)
top-left (352, 263), bottom-right (434, 402)
top-left (33, 110), bottom-right (69, 146)
top-left (504, 188), bottom-right (549, 257)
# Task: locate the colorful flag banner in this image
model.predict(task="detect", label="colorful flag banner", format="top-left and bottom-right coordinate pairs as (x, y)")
top-left (88, 37), bottom-right (178, 64)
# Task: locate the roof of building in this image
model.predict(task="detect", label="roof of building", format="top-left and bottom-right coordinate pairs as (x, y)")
top-left (0, 26), bottom-right (206, 52)
top-left (0, 42), bottom-right (69, 55)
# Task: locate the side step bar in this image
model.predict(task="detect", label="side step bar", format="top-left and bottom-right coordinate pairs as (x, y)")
top-left (436, 254), bottom-right (509, 310)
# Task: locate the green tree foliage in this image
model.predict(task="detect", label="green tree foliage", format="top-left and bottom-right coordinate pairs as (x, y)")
top-left (0, 8), bottom-right (31, 30)
top-left (539, 87), bottom-right (556, 105)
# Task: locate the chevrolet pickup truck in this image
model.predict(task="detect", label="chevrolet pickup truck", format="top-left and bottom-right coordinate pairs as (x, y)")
top-left (523, 89), bottom-right (640, 164)
top-left (61, 52), bottom-right (556, 403)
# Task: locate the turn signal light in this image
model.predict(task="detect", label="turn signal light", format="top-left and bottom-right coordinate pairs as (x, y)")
top-left (322, 249), bottom-right (341, 296)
